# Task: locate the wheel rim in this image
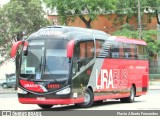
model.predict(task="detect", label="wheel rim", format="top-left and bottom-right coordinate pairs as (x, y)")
top-left (84, 92), bottom-right (90, 105)
top-left (130, 88), bottom-right (135, 101)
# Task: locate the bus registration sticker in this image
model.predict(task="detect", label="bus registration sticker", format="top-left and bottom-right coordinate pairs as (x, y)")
top-left (36, 73), bottom-right (41, 80)
top-left (37, 97), bottom-right (45, 101)
top-left (25, 67), bottom-right (35, 74)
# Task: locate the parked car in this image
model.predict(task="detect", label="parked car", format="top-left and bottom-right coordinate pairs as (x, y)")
top-left (2, 76), bottom-right (16, 88)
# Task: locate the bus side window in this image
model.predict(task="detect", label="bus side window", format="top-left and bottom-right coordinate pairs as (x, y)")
top-left (130, 44), bottom-right (137, 59)
top-left (80, 42), bottom-right (85, 59)
top-left (79, 41), bottom-right (94, 66)
top-left (110, 42), bottom-right (120, 58)
top-left (137, 45), bottom-right (148, 60)
top-left (124, 43), bottom-right (137, 59)
top-left (124, 43), bottom-right (130, 59)
top-left (119, 43), bottom-right (124, 58)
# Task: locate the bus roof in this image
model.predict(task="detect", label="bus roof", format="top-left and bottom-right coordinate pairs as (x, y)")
top-left (28, 26), bottom-right (109, 40)
top-left (109, 36), bottom-right (147, 45)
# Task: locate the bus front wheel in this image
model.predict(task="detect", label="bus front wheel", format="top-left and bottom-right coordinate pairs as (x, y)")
top-left (37, 104), bottom-right (53, 109)
top-left (75, 88), bottom-right (94, 108)
top-left (120, 86), bottom-right (135, 103)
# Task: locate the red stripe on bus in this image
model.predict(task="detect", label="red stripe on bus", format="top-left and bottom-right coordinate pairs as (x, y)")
top-left (94, 93), bottom-right (130, 101)
top-left (20, 80), bottom-right (44, 93)
top-left (19, 98), bottom-right (84, 105)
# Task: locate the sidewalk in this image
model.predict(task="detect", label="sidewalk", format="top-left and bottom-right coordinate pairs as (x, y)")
top-left (149, 81), bottom-right (160, 90)
top-left (0, 87), bottom-right (17, 94)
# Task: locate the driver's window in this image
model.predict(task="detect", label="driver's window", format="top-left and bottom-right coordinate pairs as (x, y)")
top-left (72, 40), bottom-right (94, 76)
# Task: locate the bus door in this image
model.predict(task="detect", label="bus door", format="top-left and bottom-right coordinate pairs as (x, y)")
top-left (71, 39), bottom-right (95, 99)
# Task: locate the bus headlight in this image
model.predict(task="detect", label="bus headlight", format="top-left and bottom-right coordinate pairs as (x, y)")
top-left (17, 87), bottom-right (27, 94)
top-left (56, 87), bottom-right (71, 95)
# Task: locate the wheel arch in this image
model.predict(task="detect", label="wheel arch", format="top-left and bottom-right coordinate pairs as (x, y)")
top-left (87, 85), bottom-right (94, 100)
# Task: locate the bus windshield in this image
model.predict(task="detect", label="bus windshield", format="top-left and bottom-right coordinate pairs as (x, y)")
top-left (20, 38), bottom-right (69, 81)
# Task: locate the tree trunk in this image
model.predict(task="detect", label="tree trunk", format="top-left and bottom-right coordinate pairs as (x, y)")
top-left (156, 10), bottom-right (160, 25)
top-left (79, 15), bottom-right (92, 28)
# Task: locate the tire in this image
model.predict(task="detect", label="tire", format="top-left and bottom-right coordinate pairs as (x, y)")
top-left (120, 86), bottom-right (135, 103)
top-left (37, 104), bottom-right (53, 109)
top-left (2, 83), bottom-right (8, 89)
top-left (75, 88), bottom-right (94, 108)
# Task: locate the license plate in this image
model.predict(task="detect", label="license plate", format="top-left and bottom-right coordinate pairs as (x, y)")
top-left (37, 97), bottom-right (45, 101)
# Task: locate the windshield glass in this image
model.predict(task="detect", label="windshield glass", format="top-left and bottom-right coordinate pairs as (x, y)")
top-left (20, 38), bottom-right (70, 81)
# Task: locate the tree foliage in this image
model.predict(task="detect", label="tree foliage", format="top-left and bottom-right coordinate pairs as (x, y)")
top-left (116, 0), bottom-right (160, 23)
top-left (44, 0), bottom-right (160, 27)
top-left (0, 0), bottom-right (49, 57)
top-left (2, 0), bottom-right (49, 42)
top-left (116, 0), bottom-right (160, 13)
top-left (43, 0), bottom-right (117, 28)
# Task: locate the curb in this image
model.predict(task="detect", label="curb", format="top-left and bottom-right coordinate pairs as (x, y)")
top-left (149, 86), bottom-right (160, 90)
top-left (0, 88), bottom-right (17, 94)
top-left (0, 90), bottom-right (17, 94)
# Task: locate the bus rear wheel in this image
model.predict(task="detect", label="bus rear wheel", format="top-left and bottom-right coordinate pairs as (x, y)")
top-left (75, 88), bottom-right (94, 108)
top-left (37, 104), bottom-right (53, 109)
top-left (120, 86), bottom-right (135, 103)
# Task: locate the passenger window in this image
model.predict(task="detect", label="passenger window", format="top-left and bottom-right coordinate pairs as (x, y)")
top-left (124, 44), bottom-right (130, 59)
top-left (79, 41), bottom-right (94, 59)
top-left (130, 44), bottom-right (137, 59)
top-left (124, 43), bottom-right (137, 59)
top-left (111, 43), bottom-right (119, 58)
top-left (119, 43), bottom-right (124, 58)
top-left (110, 42), bottom-right (124, 59)
top-left (97, 41), bottom-right (124, 59)
top-left (137, 45), bottom-right (148, 60)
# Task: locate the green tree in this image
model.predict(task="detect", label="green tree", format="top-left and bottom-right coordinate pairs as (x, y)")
top-left (0, 8), bottom-right (10, 45)
top-left (0, 0), bottom-right (50, 63)
top-left (116, 0), bottom-right (160, 23)
top-left (2, 0), bottom-right (49, 42)
top-left (43, 0), bottom-right (116, 28)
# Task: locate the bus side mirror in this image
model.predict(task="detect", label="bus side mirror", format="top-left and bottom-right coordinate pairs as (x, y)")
top-left (10, 41), bottom-right (28, 58)
top-left (10, 41), bottom-right (23, 58)
top-left (67, 40), bottom-right (75, 58)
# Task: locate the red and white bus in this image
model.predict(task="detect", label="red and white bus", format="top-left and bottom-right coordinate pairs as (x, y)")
top-left (10, 26), bottom-right (149, 109)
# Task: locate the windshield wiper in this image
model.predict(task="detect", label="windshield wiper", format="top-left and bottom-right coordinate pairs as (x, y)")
top-left (40, 47), bottom-right (46, 75)
top-left (39, 47), bottom-right (58, 82)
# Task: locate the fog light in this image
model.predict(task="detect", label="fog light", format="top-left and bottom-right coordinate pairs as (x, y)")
top-left (56, 87), bottom-right (71, 95)
top-left (17, 87), bottom-right (27, 94)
